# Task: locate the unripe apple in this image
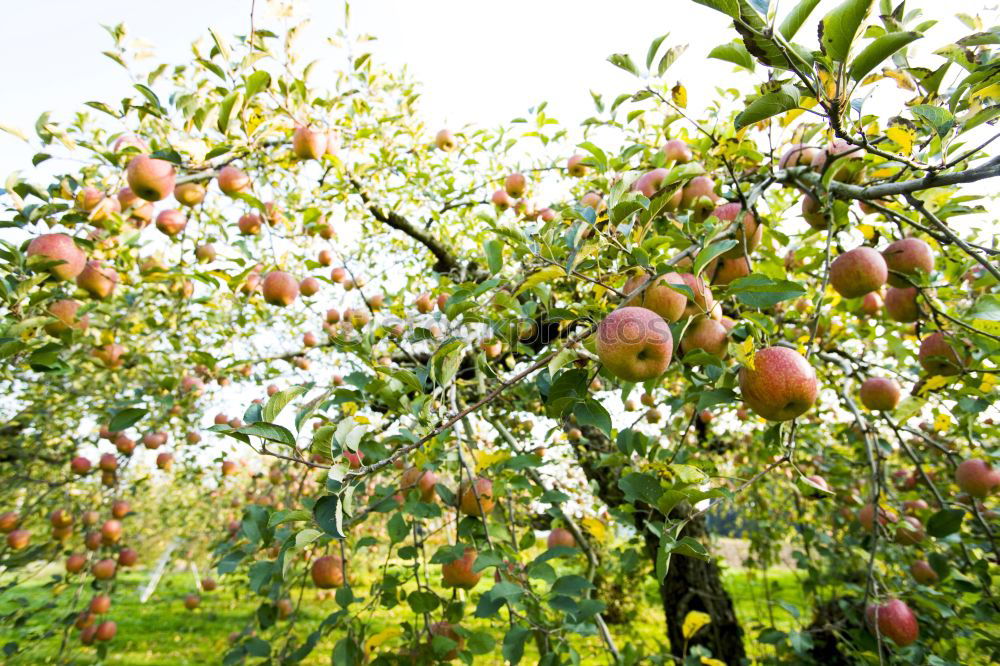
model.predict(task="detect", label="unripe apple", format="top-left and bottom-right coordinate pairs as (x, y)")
top-left (114, 434), bottom-right (135, 455)
top-left (415, 292), bottom-right (434, 313)
top-left (865, 599), bottom-right (918, 647)
top-left (596, 306), bottom-right (673, 382)
top-left (566, 154), bottom-right (586, 176)
top-left (221, 460), bottom-right (237, 476)
top-left (910, 560), bottom-right (938, 585)
top-left (680, 317), bottom-right (728, 359)
top-left (45, 299), bottom-right (82, 336)
top-left (680, 175), bottom-right (717, 209)
top-left (434, 129), bottom-right (456, 152)
top-left (173, 182), bottom-right (206, 207)
top-left (712, 203), bottom-right (762, 258)
top-left (894, 515), bottom-right (925, 545)
top-left (858, 503), bottom-right (898, 531)
top-left (955, 459), bottom-right (999, 498)
top-left (76, 260), bottom-right (118, 299)
top-left (217, 166), bottom-right (251, 196)
top-left (800, 192), bottom-right (826, 229)
top-left (829, 247), bottom-right (888, 298)
top-left (428, 622), bottom-right (464, 660)
top-left (504, 173), bottom-right (526, 197)
top-left (811, 139), bottom-right (865, 182)
top-left (859, 377), bottom-right (901, 411)
top-left (859, 291), bottom-right (882, 317)
top-left (292, 125), bottom-right (327, 160)
top-left (277, 598), bottom-right (293, 619)
top-left (89, 594), bottom-right (111, 615)
top-left (299, 277), bottom-right (320, 297)
top-left (708, 256), bottom-right (751, 287)
top-left (6, 529), bottom-right (30, 550)
top-left (883, 238), bottom-right (934, 287)
top-left (442, 547), bottom-right (481, 589)
top-left (918, 332), bottom-right (965, 376)
top-left (661, 139), bottom-right (693, 163)
top-left (401, 467), bottom-right (438, 502)
top-left (126, 155), bottom-right (175, 201)
top-left (50, 508), bottom-right (73, 528)
top-left (101, 519), bottom-right (123, 544)
top-left (27, 233), bottom-right (87, 281)
top-left (547, 527), bottom-right (576, 549)
top-left (458, 477), bottom-right (495, 516)
top-left (778, 143), bottom-right (820, 168)
top-left (884, 287), bottom-right (919, 322)
top-left (237, 213), bottom-right (262, 235)
top-left (311, 555), bottom-right (345, 588)
top-left (66, 553), bottom-right (87, 574)
top-left (95, 620), bottom-right (117, 642)
top-left (155, 209), bottom-right (187, 236)
top-left (262, 271), bottom-right (299, 306)
top-left (92, 558), bottom-right (117, 580)
top-left (739, 347), bottom-right (818, 421)
top-left (491, 189), bottom-right (514, 210)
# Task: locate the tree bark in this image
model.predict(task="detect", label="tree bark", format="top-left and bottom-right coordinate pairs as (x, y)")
top-left (571, 425), bottom-right (747, 665)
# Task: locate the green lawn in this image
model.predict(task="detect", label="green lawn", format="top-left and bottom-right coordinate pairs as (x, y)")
top-left (1, 566), bottom-right (807, 664)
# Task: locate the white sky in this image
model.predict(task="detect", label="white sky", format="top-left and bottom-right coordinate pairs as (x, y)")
top-left (1, 0), bottom-right (996, 178)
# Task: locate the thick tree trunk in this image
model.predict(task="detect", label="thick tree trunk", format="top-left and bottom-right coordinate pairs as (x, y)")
top-left (571, 425), bottom-right (747, 665)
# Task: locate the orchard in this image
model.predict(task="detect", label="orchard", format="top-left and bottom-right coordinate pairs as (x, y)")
top-left (1, 1), bottom-right (998, 665)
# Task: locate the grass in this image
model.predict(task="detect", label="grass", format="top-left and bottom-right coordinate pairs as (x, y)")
top-left (1, 565), bottom-right (808, 664)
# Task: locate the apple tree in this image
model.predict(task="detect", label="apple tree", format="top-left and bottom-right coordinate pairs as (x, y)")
top-left (1, 1), bottom-right (999, 664)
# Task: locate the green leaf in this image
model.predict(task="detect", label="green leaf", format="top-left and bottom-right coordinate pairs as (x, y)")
top-left (264, 385), bottom-right (309, 423)
top-left (217, 91), bottom-right (239, 134)
top-left (607, 53), bottom-right (640, 77)
top-left (693, 239), bottom-right (739, 276)
top-left (619, 473), bottom-right (663, 505)
top-left (708, 42), bottom-right (755, 70)
top-left (577, 141), bottom-right (608, 173)
top-left (245, 70), bottom-right (271, 98)
top-left (551, 574), bottom-right (593, 597)
top-left (314, 495), bottom-right (345, 539)
top-left (734, 85), bottom-right (801, 129)
top-left (646, 33), bottom-right (670, 69)
top-left (693, 0), bottom-right (741, 18)
top-left (910, 104), bottom-right (955, 137)
top-left (927, 508), bottom-right (964, 538)
top-left (387, 512), bottom-right (408, 545)
top-left (849, 31), bottom-right (922, 81)
top-left (484, 238), bottom-right (504, 275)
top-left (820, 0), bottom-right (875, 62)
top-left (236, 422), bottom-right (295, 446)
top-left (657, 45), bottom-right (688, 77)
top-left (109, 408), bottom-right (147, 432)
top-left (671, 536), bottom-right (710, 560)
top-left (726, 274), bottom-right (806, 307)
top-left (573, 400), bottom-right (612, 436)
top-left (267, 509), bottom-right (311, 527)
top-left (779, 0), bottom-right (821, 39)
top-left (133, 84), bottom-right (164, 115)
top-left (502, 626), bottom-right (531, 665)
top-left (696, 388), bottom-right (737, 410)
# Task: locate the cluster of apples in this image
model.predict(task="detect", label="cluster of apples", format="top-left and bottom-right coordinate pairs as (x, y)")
top-left (570, 139), bottom-right (821, 422)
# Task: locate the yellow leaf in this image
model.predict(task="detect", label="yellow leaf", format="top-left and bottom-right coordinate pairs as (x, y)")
top-left (971, 83), bottom-right (1000, 102)
top-left (895, 396), bottom-right (926, 423)
top-left (972, 318), bottom-right (1000, 336)
top-left (883, 69), bottom-right (916, 91)
top-left (366, 627), bottom-right (401, 652)
top-left (979, 373), bottom-right (997, 394)
top-left (701, 659), bottom-right (727, 666)
top-left (933, 412), bottom-right (951, 432)
top-left (736, 338), bottom-right (755, 370)
top-left (671, 83), bottom-right (687, 109)
top-left (473, 449), bottom-right (510, 473)
top-left (683, 610), bottom-right (711, 640)
top-left (353, 414), bottom-right (370, 425)
top-left (581, 516), bottom-right (607, 541)
top-left (918, 375), bottom-right (951, 395)
top-left (341, 402), bottom-right (358, 416)
top-left (515, 266), bottom-right (564, 296)
top-left (886, 122), bottom-right (916, 155)
top-left (857, 224), bottom-right (875, 239)
top-left (781, 97), bottom-right (816, 127)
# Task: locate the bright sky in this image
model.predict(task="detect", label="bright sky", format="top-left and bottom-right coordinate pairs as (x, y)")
top-left (1, 0), bottom-right (996, 179)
